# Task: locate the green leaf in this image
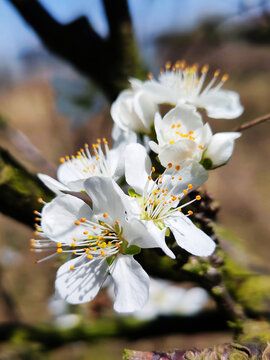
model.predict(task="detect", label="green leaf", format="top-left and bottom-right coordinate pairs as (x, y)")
top-left (124, 245), bottom-right (141, 256)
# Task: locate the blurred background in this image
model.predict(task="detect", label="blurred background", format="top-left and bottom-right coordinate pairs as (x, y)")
top-left (0, 0), bottom-right (270, 359)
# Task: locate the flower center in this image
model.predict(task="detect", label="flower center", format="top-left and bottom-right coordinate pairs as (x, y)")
top-left (59, 138), bottom-right (112, 179)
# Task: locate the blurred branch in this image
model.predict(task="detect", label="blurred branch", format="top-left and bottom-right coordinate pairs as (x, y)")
top-left (0, 311), bottom-right (228, 350)
top-left (233, 113), bottom-right (270, 132)
top-left (0, 115), bottom-right (56, 176)
top-left (0, 146), bottom-right (53, 227)
top-left (123, 342), bottom-right (270, 360)
top-left (8, 0), bottom-right (147, 100)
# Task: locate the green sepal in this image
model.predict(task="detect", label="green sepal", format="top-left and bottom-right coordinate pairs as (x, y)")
top-left (200, 157), bottom-right (213, 170)
top-left (106, 255), bottom-right (116, 266)
top-left (128, 188), bottom-right (141, 198)
top-left (124, 245), bottom-right (141, 256)
top-left (165, 227), bottom-right (170, 237)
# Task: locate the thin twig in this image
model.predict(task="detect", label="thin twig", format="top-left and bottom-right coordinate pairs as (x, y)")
top-left (233, 113), bottom-right (270, 132)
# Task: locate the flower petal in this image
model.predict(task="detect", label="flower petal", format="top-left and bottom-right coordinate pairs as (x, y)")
top-left (57, 159), bottom-right (87, 191)
top-left (84, 176), bottom-right (131, 223)
top-left (203, 132), bottom-right (241, 168)
top-left (125, 143), bottom-right (152, 194)
top-left (133, 90), bottom-right (157, 130)
top-left (165, 212), bottom-right (216, 256)
top-left (38, 174), bottom-right (69, 195)
top-left (110, 255), bottom-right (150, 313)
top-left (198, 90), bottom-right (244, 119)
top-left (41, 194), bottom-right (93, 245)
top-left (158, 140), bottom-right (199, 167)
top-left (55, 256), bottom-right (108, 304)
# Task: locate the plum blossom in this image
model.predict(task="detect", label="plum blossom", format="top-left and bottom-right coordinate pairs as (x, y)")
top-left (143, 61), bottom-right (243, 119)
top-left (149, 104), bottom-right (241, 170)
top-left (125, 143), bottom-right (216, 256)
top-left (32, 176), bottom-right (158, 312)
top-left (111, 78), bottom-right (158, 134)
top-left (38, 132), bottom-right (136, 194)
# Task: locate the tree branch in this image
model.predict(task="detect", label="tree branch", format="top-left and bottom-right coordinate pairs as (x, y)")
top-left (233, 113), bottom-right (270, 132)
top-left (123, 342), bottom-right (270, 360)
top-left (0, 146), bottom-right (53, 227)
top-left (8, 0), bottom-right (147, 100)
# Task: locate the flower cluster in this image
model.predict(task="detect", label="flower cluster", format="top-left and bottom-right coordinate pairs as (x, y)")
top-left (34, 61), bottom-right (243, 313)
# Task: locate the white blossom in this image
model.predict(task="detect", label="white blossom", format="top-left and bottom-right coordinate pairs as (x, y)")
top-left (149, 104), bottom-right (241, 170)
top-left (38, 132), bottom-right (136, 194)
top-left (143, 62), bottom-right (243, 119)
top-left (32, 177), bottom-right (157, 312)
top-left (125, 143), bottom-right (216, 257)
top-left (111, 78), bottom-right (158, 134)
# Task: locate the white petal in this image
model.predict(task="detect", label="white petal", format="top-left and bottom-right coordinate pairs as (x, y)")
top-left (148, 140), bottom-right (160, 154)
top-left (84, 177), bottom-right (131, 223)
top-left (163, 104), bottom-right (203, 133)
top-left (38, 174), bottom-right (69, 195)
top-left (163, 160), bottom-right (208, 197)
top-left (158, 140), bottom-right (199, 167)
top-left (198, 90), bottom-right (244, 119)
top-left (165, 212), bottom-right (216, 256)
top-left (57, 160), bottom-right (89, 192)
top-left (41, 194), bottom-right (93, 245)
top-left (133, 90), bottom-right (157, 130)
top-left (203, 132), bottom-right (241, 168)
top-left (125, 143), bottom-right (152, 194)
top-left (143, 220), bottom-right (176, 259)
top-left (55, 256), bottom-right (108, 304)
top-left (110, 255), bottom-right (150, 313)
top-left (143, 80), bottom-right (177, 104)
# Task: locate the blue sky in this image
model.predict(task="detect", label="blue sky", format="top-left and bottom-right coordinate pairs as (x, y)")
top-left (0, 0), bottom-right (268, 62)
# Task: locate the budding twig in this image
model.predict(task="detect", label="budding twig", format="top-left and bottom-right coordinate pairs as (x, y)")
top-left (233, 113), bottom-right (270, 132)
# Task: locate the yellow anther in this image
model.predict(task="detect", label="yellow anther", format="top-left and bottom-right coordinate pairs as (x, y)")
top-left (152, 167), bottom-right (155, 173)
top-left (69, 265), bottom-right (74, 271)
top-left (168, 163), bottom-right (172, 168)
top-left (169, 140), bottom-right (175, 144)
top-left (101, 222), bottom-right (105, 226)
top-left (172, 176), bottom-right (175, 179)
top-left (80, 218), bottom-right (86, 223)
top-left (175, 165), bottom-right (180, 171)
top-left (165, 61), bottom-right (171, 69)
top-left (57, 242), bottom-right (62, 248)
top-left (71, 243), bottom-right (76, 248)
top-left (177, 124), bottom-right (181, 128)
top-left (171, 124), bottom-right (176, 129)
top-left (93, 247), bottom-right (97, 251)
top-left (96, 156), bottom-right (100, 160)
top-left (88, 235), bottom-right (93, 240)
top-left (178, 208), bottom-right (182, 212)
top-left (60, 157), bottom-right (65, 163)
top-left (93, 226), bottom-right (97, 229)
top-left (188, 184), bottom-right (193, 190)
top-left (97, 138), bottom-right (101, 143)
top-left (189, 136), bottom-right (195, 140)
top-left (65, 156), bottom-right (70, 160)
top-left (101, 251), bottom-right (106, 257)
top-left (57, 248), bottom-right (63, 254)
top-left (73, 251), bottom-right (76, 254)
top-left (73, 238), bottom-right (77, 241)
top-left (116, 243), bottom-right (121, 248)
top-left (103, 213), bottom-right (108, 218)
top-left (147, 72), bottom-right (153, 79)
top-left (159, 175), bottom-right (162, 178)
top-left (74, 221), bottom-right (80, 226)
top-left (33, 210), bottom-right (38, 214)
top-left (98, 236), bottom-right (104, 241)
top-left (201, 64), bottom-right (209, 73)
top-left (178, 177), bottom-right (182, 181)
top-left (222, 74), bottom-right (229, 82)
top-left (196, 195), bottom-right (201, 201)
top-left (214, 69), bottom-right (220, 77)
top-left (35, 217), bottom-right (40, 221)
top-left (148, 175), bottom-right (152, 180)
top-left (83, 231), bottom-right (88, 235)
top-left (198, 145), bottom-right (204, 150)
top-left (87, 254), bottom-right (93, 259)
top-left (188, 210), bottom-right (194, 215)
top-left (85, 143), bottom-right (89, 148)
top-left (37, 198), bottom-right (43, 203)
top-left (183, 190), bottom-right (188, 195)
top-left (115, 220), bottom-right (119, 224)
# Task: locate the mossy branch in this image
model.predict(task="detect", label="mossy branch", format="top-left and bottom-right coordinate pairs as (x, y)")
top-left (123, 342), bottom-right (270, 360)
top-left (0, 147), bottom-right (53, 227)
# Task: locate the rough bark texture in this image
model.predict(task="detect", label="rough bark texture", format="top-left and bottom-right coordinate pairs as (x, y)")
top-left (0, 147), bottom-right (53, 227)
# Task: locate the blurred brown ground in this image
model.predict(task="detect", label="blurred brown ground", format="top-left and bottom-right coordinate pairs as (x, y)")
top-left (0, 34), bottom-right (270, 358)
